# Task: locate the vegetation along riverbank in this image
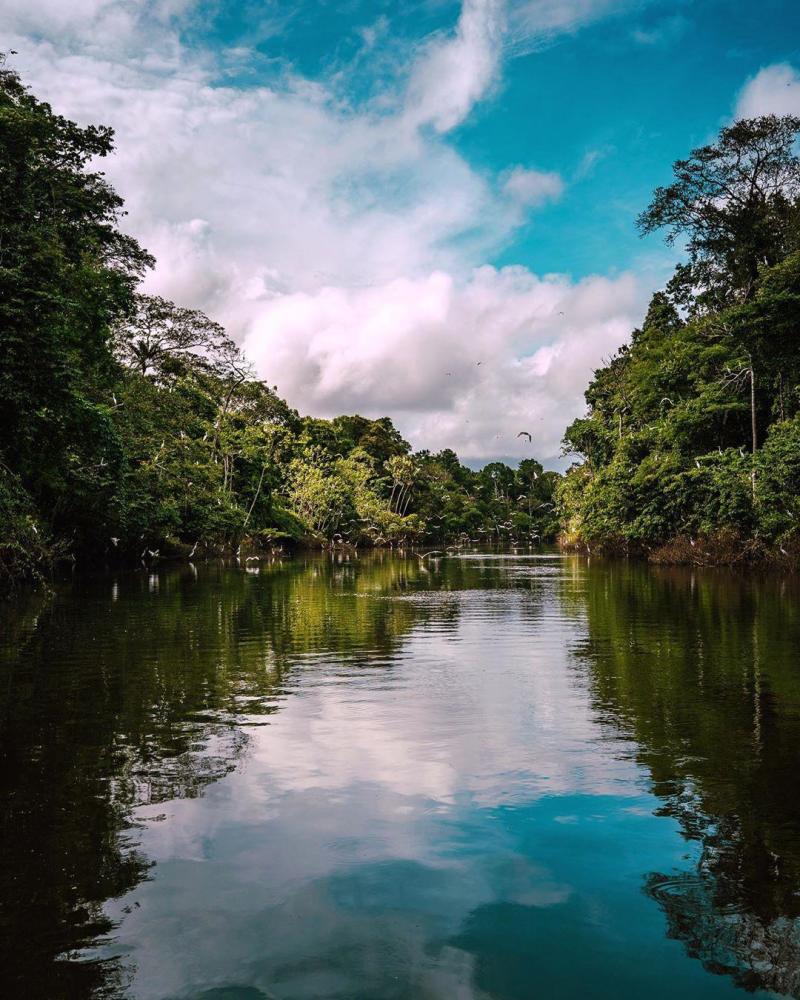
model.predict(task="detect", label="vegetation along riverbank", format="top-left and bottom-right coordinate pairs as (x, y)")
top-left (2, 55), bottom-right (799, 591)
top-left (557, 114), bottom-right (800, 569)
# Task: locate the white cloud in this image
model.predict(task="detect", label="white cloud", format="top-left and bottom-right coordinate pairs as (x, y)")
top-left (735, 63), bottom-right (800, 119)
top-left (2, 0), bottom-right (195, 51)
top-left (502, 166), bottom-right (564, 206)
top-left (242, 267), bottom-right (641, 462)
top-left (507, 0), bottom-right (635, 53)
top-left (6, 0), bottom-right (647, 466)
top-left (405, 0), bottom-right (505, 133)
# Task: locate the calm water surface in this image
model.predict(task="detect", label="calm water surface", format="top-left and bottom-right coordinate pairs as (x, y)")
top-left (2, 551), bottom-right (800, 999)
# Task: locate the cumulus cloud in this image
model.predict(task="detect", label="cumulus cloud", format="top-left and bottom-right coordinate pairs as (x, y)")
top-left (7, 0), bottom-right (647, 465)
top-left (735, 63), bottom-right (800, 119)
top-left (242, 267), bottom-right (640, 462)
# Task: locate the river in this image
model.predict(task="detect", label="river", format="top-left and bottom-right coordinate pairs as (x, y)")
top-left (1, 550), bottom-right (799, 999)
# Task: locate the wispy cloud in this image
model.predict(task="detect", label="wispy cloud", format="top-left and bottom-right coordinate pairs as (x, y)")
top-left (405, 0), bottom-right (505, 133)
top-left (507, 0), bottom-right (642, 54)
top-left (630, 13), bottom-right (689, 48)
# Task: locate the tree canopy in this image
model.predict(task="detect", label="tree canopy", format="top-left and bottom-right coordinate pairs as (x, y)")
top-left (638, 115), bottom-right (800, 311)
top-left (561, 113), bottom-right (800, 563)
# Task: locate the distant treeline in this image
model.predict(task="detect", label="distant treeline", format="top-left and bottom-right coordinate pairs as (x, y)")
top-left (557, 113), bottom-right (800, 566)
top-left (0, 57), bottom-right (559, 590)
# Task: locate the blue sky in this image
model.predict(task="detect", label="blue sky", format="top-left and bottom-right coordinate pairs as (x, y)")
top-left (5, 0), bottom-right (800, 464)
top-left (185, 0), bottom-right (800, 277)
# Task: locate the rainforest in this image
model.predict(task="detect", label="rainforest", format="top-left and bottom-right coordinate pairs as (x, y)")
top-left (1, 58), bottom-right (799, 592)
top-left (5, 14), bottom-right (800, 1000)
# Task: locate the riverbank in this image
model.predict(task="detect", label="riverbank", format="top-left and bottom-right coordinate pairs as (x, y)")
top-left (560, 528), bottom-right (800, 569)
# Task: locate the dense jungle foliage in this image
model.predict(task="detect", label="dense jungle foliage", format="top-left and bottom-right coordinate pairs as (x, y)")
top-left (0, 59), bottom-right (558, 589)
top-left (3, 56), bottom-right (799, 589)
top-left (559, 114), bottom-right (800, 565)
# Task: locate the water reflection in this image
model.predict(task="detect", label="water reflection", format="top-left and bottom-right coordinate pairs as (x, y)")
top-left (566, 563), bottom-right (800, 996)
top-left (0, 553), bottom-right (798, 998)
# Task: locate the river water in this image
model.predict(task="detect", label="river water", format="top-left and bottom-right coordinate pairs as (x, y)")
top-left (2, 550), bottom-right (800, 999)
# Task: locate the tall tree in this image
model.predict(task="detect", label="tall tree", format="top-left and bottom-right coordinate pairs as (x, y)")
top-left (0, 55), bottom-right (152, 497)
top-left (113, 294), bottom-right (244, 380)
top-left (638, 115), bottom-right (800, 310)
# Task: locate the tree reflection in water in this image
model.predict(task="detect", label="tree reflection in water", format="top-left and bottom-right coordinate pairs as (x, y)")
top-left (1, 553), bottom-right (800, 998)
top-left (0, 555), bottom-right (429, 997)
top-left (566, 561), bottom-right (800, 998)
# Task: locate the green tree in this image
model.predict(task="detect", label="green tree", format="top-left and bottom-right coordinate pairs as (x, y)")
top-left (0, 56), bottom-right (152, 508)
top-left (561, 118), bottom-right (800, 561)
top-left (638, 115), bottom-right (800, 311)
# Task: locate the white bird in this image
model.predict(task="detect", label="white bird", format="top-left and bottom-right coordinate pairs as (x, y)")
top-left (110, 537), bottom-right (119, 546)
top-left (695, 459), bottom-right (701, 469)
